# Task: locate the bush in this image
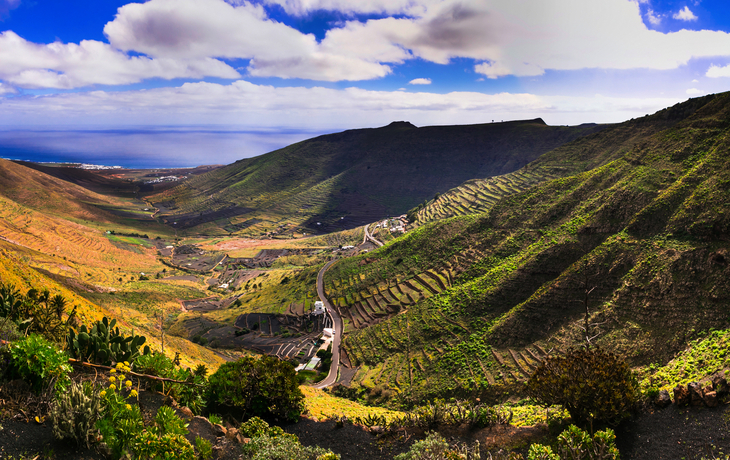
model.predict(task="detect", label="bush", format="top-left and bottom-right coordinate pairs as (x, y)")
top-left (527, 347), bottom-right (638, 426)
top-left (50, 381), bottom-right (103, 448)
top-left (240, 416), bottom-right (339, 460)
top-left (394, 431), bottom-right (480, 460)
top-left (0, 283), bottom-right (76, 343)
top-left (8, 334), bottom-right (72, 392)
top-left (134, 352), bottom-right (208, 415)
top-left (208, 356), bottom-right (304, 422)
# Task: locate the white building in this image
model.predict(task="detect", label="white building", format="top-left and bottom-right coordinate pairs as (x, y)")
top-left (313, 301), bottom-right (326, 315)
top-left (322, 327), bottom-right (335, 338)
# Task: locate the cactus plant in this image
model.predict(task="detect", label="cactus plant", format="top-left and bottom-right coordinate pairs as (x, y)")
top-left (67, 317), bottom-right (150, 365)
top-left (50, 380), bottom-right (103, 447)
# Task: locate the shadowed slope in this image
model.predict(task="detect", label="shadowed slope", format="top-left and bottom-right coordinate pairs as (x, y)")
top-left (150, 120), bottom-right (604, 236)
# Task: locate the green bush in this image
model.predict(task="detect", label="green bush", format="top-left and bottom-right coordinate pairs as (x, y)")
top-left (195, 436), bottom-right (213, 460)
top-left (492, 426), bottom-right (620, 460)
top-left (240, 417), bottom-right (339, 460)
top-left (50, 380), bottom-right (103, 447)
top-left (8, 334), bottom-right (72, 392)
top-left (0, 283), bottom-right (76, 343)
top-left (527, 347), bottom-right (638, 426)
top-left (134, 352), bottom-right (208, 415)
top-left (394, 431), bottom-right (480, 460)
top-left (527, 444), bottom-right (559, 460)
top-left (208, 356), bottom-right (304, 422)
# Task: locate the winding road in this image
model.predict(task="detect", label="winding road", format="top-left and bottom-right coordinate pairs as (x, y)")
top-left (313, 259), bottom-right (342, 389)
top-left (363, 223), bottom-right (384, 247)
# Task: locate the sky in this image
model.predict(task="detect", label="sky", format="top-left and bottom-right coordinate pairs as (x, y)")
top-left (1, 0), bottom-right (730, 167)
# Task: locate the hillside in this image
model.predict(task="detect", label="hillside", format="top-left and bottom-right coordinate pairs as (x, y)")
top-left (149, 119), bottom-right (604, 236)
top-left (320, 93), bottom-right (730, 401)
top-left (410, 96), bottom-right (715, 226)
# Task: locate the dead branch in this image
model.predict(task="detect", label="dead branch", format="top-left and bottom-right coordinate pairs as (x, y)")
top-left (68, 359), bottom-right (203, 387)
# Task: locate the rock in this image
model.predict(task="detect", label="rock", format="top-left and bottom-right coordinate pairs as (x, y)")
top-left (370, 426), bottom-right (385, 435)
top-left (712, 374), bottom-right (729, 396)
top-left (226, 427), bottom-right (240, 443)
top-left (673, 384), bottom-right (690, 406)
top-left (688, 382), bottom-right (705, 406)
top-left (213, 423), bottom-right (227, 437)
top-left (177, 406), bottom-right (194, 420)
top-left (656, 390), bottom-right (672, 408)
top-left (704, 390), bottom-right (719, 407)
top-left (185, 415), bottom-right (217, 446)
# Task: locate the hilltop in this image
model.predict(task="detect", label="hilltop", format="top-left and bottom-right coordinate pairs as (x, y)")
top-left (149, 119), bottom-right (604, 236)
top-left (320, 93), bottom-right (730, 401)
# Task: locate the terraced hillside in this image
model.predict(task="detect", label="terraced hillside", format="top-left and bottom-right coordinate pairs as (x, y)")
top-left (324, 93), bottom-right (730, 401)
top-left (150, 120), bottom-right (604, 236)
top-left (409, 98), bottom-right (709, 227)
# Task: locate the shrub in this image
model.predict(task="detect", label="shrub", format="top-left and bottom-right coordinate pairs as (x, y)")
top-left (134, 352), bottom-right (208, 414)
top-left (208, 356), bottom-right (304, 422)
top-left (195, 436), bottom-right (213, 460)
top-left (240, 417), bottom-right (339, 460)
top-left (394, 431), bottom-right (480, 460)
top-left (527, 347), bottom-right (638, 426)
top-left (8, 334), bottom-right (72, 392)
top-left (0, 283), bottom-right (76, 343)
top-left (527, 444), bottom-right (559, 460)
top-left (50, 380), bottom-right (103, 448)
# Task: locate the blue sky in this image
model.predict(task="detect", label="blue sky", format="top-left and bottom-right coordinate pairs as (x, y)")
top-left (1, 0), bottom-right (730, 166)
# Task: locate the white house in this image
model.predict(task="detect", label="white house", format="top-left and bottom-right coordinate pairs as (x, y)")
top-left (322, 327), bottom-right (335, 338)
top-left (313, 301), bottom-right (326, 315)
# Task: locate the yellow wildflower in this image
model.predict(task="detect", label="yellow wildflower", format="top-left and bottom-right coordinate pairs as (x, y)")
top-left (110, 369), bottom-right (116, 374)
top-left (109, 376), bottom-right (116, 383)
top-left (125, 404), bottom-right (132, 411)
top-left (100, 390), bottom-right (107, 397)
top-left (109, 384), bottom-right (116, 391)
top-left (130, 389), bottom-right (138, 398)
top-left (125, 380), bottom-right (132, 388)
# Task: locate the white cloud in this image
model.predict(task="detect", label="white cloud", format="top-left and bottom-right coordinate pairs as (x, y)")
top-left (673, 6), bottom-right (698, 21)
top-left (686, 88), bottom-right (702, 95)
top-left (105, 0), bottom-right (394, 81)
top-left (0, 31), bottom-right (239, 89)
top-left (319, 0), bottom-right (730, 80)
top-left (706, 64), bottom-right (730, 78)
top-left (0, 82), bottom-right (15, 95)
top-left (646, 9), bottom-right (662, 26)
top-left (0, 79), bottom-right (684, 129)
top-left (691, 78), bottom-right (699, 83)
top-left (408, 78), bottom-right (432, 85)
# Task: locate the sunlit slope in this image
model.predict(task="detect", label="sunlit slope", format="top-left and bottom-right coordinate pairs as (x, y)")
top-left (410, 95), bottom-right (716, 226)
top-left (151, 120), bottom-right (603, 236)
top-left (323, 92), bottom-right (730, 400)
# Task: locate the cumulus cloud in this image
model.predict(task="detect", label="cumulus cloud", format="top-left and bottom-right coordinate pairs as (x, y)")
top-left (105, 0), bottom-right (394, 81)
top-left (408, 78), bottom-right (431, 85)
top-left (0, 79), bottom-right (683, 129)
top-left (3, 0), bottom-right (730, 88)
top-left (706, 64), bottom-right (730, 78)
top-left (0, 31), bottom-right (239, 89)
top-left (646, 9), bottom-right (663, 26)
top-left (686, 88), bottom-right (702, 95)
top-left (673, 6), bottom-right (698, 21)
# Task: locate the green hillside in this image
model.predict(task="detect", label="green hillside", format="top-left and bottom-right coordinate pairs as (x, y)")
top-left (410, 96), bottom-right (714, 227)
top-left (149, 119), bottom-right (604, 236)
top-left (322, 93), bottom-right (730, 401)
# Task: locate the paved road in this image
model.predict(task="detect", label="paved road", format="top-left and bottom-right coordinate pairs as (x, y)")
top-left (313, 259), bottom-right (342, 389)
top-left (363, 223), bottom-right (384, 247)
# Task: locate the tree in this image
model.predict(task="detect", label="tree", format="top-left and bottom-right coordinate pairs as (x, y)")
top-left (526, 347), bottom-right (638, 428)
top-left (208, 356), bottom-right (304, 422)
